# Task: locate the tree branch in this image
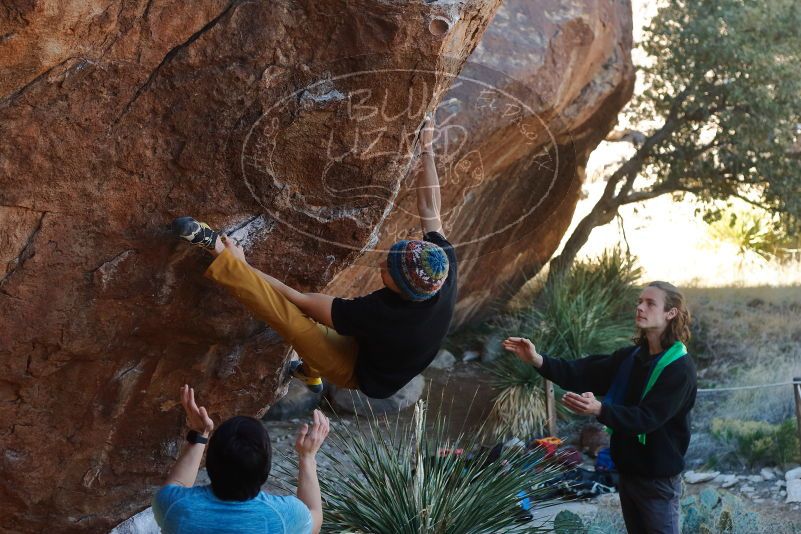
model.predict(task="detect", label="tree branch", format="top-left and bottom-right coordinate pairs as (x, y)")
top-left (546, 83), bottom-right (700, 276)
top-left (620, 186), bottom-right (675, 204)
top-left (658, 137), bottom-right (722, 160)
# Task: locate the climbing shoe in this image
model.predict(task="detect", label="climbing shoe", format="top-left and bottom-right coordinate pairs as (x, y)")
top-left (172, 216), bottom-right (219, 251)
top-left (289, 360), bottom-right (323, 394)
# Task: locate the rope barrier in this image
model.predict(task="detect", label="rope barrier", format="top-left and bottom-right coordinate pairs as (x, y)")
top-left (697, 380), bottom-right (801, 393)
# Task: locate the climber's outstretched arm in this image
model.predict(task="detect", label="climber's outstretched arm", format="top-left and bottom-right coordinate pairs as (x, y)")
top-left (163, 385), bottom-right (214, 487)
top-left (416, 115), bottom-right (443, 236)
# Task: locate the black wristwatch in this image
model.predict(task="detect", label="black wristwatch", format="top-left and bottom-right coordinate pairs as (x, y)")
top-left (186, 430), bottom-right (209, 445)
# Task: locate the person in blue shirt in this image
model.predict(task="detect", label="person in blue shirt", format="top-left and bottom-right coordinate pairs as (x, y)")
top-left (152, 385), bottom-right (329, 533)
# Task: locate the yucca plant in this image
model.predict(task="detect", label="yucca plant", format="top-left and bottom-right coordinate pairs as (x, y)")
top-left (486, 248), bottom-right (641, 439)
top-left (277, 400), bottom-right (565, 533)
top-left (486, 350), bottom-right (547, 439)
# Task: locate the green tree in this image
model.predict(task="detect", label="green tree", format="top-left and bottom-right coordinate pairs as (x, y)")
top-left (551, 0), bottom-right (801, 274)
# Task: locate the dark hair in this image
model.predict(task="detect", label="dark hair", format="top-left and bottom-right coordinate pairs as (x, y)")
top-left (206, 416), bottom-right (271, 501)
top-left (634, 281), bottom-right (692, 350)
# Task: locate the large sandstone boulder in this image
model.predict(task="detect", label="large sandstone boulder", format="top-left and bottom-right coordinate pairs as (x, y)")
top-left (0, 1), bottom-right (502, 531)
top-left (328, 0), bottom-right (635, 326)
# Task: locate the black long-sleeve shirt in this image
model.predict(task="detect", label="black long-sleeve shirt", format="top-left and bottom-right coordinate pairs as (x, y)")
top-left (538, 345), bottom-right (697, 478)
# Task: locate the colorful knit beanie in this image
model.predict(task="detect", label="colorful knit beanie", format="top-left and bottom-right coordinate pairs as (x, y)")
top-left (386, 240), bottom-right (449, 301)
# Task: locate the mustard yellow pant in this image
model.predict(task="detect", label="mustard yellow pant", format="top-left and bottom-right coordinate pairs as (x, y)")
top-left (204, 249), bottom-right (359, 389)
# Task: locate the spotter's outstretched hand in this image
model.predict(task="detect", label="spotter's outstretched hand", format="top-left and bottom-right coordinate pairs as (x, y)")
top-left (180, 384), bottom-right (214, 436)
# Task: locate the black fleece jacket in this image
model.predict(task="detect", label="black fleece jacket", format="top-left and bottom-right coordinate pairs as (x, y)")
top-left (538, 345), bottom-right (697, 478)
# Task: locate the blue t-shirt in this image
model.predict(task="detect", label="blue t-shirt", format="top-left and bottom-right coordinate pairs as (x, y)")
top-left (152, 485), bottom-right (312, 534)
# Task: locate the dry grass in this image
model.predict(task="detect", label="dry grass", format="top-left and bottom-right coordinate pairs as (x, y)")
top-left (487, 384), bottom-right (547, 439)
top-left (687, 287), bottom-right (801, 424)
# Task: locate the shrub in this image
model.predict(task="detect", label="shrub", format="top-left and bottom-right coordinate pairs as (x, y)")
top-left (486, 248), bottom-right (641, 438)
top-left (532, 248), bottom-right (641, 360)
top-left (679, 488), bottom-right (798, 534)
top-left (577, 506), bottom-right (628, 534)
top-left (279, 401), bottom-right (564, 533)
top-left (486, 360), bottom-right (547, 440)
top-left (553, 510), bottom-right (585, 534)
top-left (707, 205), bottom-right (801, 262)
top-left (710, 417), bottom-right (801, 467)
top-left (726, 355), bottom-right (801, 424)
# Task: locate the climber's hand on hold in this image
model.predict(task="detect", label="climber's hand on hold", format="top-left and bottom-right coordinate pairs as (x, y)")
top-left (221, 235), bottom-right (247, 264)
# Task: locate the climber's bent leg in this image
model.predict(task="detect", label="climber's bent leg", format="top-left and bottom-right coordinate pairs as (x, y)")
top-left (204, 249), bottom-right (358, 389)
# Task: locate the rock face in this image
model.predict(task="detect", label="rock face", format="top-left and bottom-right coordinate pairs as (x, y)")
top-left (685, 471), bottom-right (721, 484)
top-left (328, 0), bottom-right (635, 326)
top-left (787, 479), bottom-right (801, 503)
top-left (109, 507), bottom-right (158, 534)
top-left (329, 376), bottom-right (426, 416)
top-left (0, 1), bottom-right (503, 532)
top-left (428, 349), bottom-right (457, 370)
top-left (262, 379), bottom-right (322, 422)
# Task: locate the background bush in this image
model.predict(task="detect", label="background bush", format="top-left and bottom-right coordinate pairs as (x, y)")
top-left (707, 204), bottom-right (801, 263)
top-left (486, 248), bottom-right (642, 439)
top-left (710, 417), bottom-right (801, 468)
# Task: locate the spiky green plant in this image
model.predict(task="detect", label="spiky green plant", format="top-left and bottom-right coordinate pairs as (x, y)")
top-left (277, 400), bottom-right (564, 533)
top-left (485, 355), bottom-right (546, 437)
top-left (534, 248), bottom-right (641, 360)
top-left (707, 205), bottom-right (801, 262)
top-left (487, 248), bottom-right (642, 439)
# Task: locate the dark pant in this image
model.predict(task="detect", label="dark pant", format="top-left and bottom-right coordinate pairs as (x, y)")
top-left (618, 474), bottom-right (681, 534)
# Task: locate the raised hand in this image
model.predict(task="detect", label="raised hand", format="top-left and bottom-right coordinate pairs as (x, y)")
top-left (295, 409), bottom-right (330, 459)
top-left (501, 337), bottom-right (542, 367)
top-left (180, 385), bottom-right (214, 436)
top-left (420, 113), bottom-right (436, 152)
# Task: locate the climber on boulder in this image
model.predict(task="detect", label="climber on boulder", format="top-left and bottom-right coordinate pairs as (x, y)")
top-left (172, 115), bottom-right (457, 399)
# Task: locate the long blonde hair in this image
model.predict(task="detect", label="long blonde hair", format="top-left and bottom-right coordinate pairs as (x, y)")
top-left (633, 281), bottom-right (691, 349)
